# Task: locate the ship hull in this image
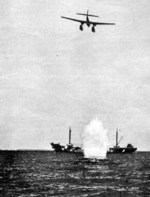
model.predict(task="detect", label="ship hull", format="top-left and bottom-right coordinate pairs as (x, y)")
top-left (107, 147), bottom-right (137, 154)
top-left (53, 150), bottom-right (83, 155)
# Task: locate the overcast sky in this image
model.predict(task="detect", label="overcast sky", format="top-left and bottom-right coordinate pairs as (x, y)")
top-left (0, 0), bottom-right (150, 150)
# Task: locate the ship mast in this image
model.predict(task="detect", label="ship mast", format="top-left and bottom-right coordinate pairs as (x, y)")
top-left (116, 129), bottom-right (118, 147)
top-left (69, 127), bottom-right (71, 144)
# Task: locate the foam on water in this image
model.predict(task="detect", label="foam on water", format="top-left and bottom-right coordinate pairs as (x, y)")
top-left (82, 118), bottom-right (109, 159)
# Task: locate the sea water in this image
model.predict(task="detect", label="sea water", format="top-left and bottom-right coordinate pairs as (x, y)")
top-left (0, 151), bottom-right (150, 197)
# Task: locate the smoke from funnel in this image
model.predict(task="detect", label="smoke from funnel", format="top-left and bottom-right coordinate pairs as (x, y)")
top-left (82, 118), bottom-right (109, 159)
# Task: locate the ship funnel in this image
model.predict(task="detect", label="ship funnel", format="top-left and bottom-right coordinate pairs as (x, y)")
top-left (69, 127), bottom-right (71, 144)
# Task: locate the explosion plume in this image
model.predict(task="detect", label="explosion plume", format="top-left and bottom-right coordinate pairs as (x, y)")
top-left (82, 118), bottom-right (109, 159)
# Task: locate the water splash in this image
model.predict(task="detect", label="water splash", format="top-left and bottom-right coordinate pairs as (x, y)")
top-left (82, 118), bottom-right (109, 159)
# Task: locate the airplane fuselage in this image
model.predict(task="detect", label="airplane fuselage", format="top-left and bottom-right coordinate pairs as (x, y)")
top-left (86, 16), bottom-right (90, 27)
top-left (80, 14), bottom-right (95, 32)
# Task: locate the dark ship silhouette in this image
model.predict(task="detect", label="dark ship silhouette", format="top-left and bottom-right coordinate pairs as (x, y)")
top-left (107, 129), bottom-right (137, 154)
top-left (51, 127), bottom-right (83, 154)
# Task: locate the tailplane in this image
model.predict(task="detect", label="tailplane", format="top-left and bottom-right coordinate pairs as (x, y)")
top-left (76, 10), bottom-right (99, 17)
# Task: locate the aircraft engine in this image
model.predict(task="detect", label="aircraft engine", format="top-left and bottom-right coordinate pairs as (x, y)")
top-left (92, 25), bottom-right (95, 33)
top-left (79, 24), bottom-right (83, 31)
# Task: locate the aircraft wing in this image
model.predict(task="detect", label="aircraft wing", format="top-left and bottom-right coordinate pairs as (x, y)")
top-left (92, 21), bottom-right (115, 25)
top-left (61, 16), bottom-right (86, 24)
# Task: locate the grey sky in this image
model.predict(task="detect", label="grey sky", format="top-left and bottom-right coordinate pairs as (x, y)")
top-left (0, 0), bottom-right (150, 150)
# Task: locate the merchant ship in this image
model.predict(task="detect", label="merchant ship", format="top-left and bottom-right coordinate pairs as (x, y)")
top-left (107, 129), bottom-right (137, 154)
top-left (51, 127), bottom-right (83, 154)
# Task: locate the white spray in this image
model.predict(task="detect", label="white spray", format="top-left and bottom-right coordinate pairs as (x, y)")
top-left (82, 118), bottom-right (109, 159)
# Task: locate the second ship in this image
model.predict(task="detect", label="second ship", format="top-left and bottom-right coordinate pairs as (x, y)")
top-left (107, 129), bottom-right (137, 154)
